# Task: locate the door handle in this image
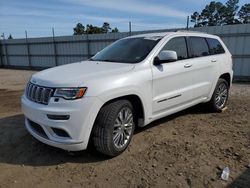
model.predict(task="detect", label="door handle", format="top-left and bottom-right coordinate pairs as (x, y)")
top-left (211, 59), bottom-right (217, 62)
top-left (184, 64), bottom-right (192, 68)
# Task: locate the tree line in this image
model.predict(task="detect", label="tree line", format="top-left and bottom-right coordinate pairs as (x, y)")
top-left (4, 22), bottom-right (119, 39)
top-left (191, 0), bottom-right (250, 27)
top-left (4, 0), bottom-right (250, 39)
top-left (73, 22), bottom-right (119, 35)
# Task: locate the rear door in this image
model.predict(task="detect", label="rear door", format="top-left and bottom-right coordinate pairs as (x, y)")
top-left (186, 37), bottom-right (219, 99)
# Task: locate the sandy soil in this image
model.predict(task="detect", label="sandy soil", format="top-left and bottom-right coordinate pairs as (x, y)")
top-left (0, 69), bottom-right (249, 188)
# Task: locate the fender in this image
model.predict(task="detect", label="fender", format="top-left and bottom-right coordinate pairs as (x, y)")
top-left (97, 85), bottom-right (152, 125)
top-left (207, 71), bottom-right (233, 101)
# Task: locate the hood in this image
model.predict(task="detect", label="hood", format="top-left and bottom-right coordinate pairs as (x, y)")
top-left (31, 61), bottom-right (135, 87)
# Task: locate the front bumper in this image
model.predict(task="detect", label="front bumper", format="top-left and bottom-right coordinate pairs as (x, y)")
top-left (21, 95), bottom-right (103, 151)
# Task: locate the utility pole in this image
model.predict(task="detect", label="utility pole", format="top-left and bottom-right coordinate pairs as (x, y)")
top-left (186, 16), bottom-right (190, 30)
top-left (25, 30), bottom-right (31, 68)
top-left (52, 27), bottom-right (55, 37)
top-left (0, 33), bottom-right (4, 67)
top-left (2, 33), bottom-right (9, 66)
top-left (52, 28), bottom-right (58, 66)
top-left (129, 21), bottom-right (132, 36)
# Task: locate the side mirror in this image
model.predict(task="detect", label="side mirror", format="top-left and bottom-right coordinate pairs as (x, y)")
top-left (154, 50), bottom-right (178, 65)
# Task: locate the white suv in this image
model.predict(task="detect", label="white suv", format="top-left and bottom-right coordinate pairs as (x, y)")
top-left (22, 31), bottom-right (233, 156)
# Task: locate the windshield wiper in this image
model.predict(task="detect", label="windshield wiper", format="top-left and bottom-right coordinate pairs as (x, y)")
top-left (89, 58), bottom-right (130, 63)
top-left (88, 58), bottom-right (116, 62)
top-left (98, 59), bottom-right (117, 62)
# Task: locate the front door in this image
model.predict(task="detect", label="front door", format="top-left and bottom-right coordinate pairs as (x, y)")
top-left (152, 37), bottom-right (197, 115)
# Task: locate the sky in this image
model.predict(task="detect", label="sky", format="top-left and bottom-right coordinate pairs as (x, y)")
top-left (0, 0), bottom-right (249, 38)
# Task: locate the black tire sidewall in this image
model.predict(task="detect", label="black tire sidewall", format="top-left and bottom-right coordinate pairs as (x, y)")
top-left (93, 100), bottom-right (136, 156)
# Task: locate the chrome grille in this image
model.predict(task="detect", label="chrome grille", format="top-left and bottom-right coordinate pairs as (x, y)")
top-left (26, 82), bottom-right (54, 105)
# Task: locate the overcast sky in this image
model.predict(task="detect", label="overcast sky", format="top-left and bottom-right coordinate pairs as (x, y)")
top-left (0, 0), bottom-right (248, 38)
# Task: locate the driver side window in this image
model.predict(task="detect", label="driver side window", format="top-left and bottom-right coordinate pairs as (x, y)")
top-left (161, 37), bottom-right (188, 60)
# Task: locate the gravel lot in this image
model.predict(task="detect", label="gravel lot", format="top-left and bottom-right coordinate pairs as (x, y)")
top-left (0, 69), bottom-right (249, 188)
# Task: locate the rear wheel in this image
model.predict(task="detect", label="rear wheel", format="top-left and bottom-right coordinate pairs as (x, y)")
top-left (92, 100), bottom-right (135, 156)
top-left (207, 78), bottom-right (229, 112)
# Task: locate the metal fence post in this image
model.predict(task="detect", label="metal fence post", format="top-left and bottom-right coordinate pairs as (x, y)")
top-left (0, 40), bottom-right (3, 67)
top-left (2, 33), bottom-right (9, 66)
top-left (25, 31), bottom-right (32, 69)
top-left (129, 22), bottom-right (132, 36)
top-left (186, 16), bottom-right (190, 30)
top-left (87, 34), bottom-right (90, 59)
top-left (52, 28), bottom-right (58, 66)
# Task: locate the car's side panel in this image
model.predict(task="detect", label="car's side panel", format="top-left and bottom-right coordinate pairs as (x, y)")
top-left (151, 36), bottom-right (211, 116)
top-left (184, 56), bottom-right (218, 100)
top-left (151, 59), bottom-right (197, 114)
top-left (94, 64), bottom-right (153, 126)
top-left (205, 37), bottom-right (233, 101)
top-left (150, 34), bottom-right (232, 121)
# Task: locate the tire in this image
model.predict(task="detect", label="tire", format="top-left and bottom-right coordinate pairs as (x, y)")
top-left (207, 78), bottom-right (229, 112)
top-left (92, 100), bottom-right (135, 157)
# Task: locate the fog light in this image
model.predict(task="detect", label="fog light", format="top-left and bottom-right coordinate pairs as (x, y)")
top-left (47, 114), bottom-right (70, 120)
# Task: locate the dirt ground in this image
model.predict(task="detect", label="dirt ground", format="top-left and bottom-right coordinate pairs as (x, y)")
top-left (0, 69), bottom-right (249, 188)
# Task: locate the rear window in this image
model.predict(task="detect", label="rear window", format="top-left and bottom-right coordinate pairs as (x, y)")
top-left (189, 37), bottom-right (209, 57)
top-left (206, 38), bottom-right (225, 55)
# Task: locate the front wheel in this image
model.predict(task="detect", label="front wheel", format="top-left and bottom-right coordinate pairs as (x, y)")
top-left (207, 78), bottom-right (229, 112)
top-left (92, 100), bottom-right (135, 156)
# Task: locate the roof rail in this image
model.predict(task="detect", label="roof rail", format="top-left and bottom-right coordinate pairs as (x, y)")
top-left (175, 30), bottom-right (207, 34)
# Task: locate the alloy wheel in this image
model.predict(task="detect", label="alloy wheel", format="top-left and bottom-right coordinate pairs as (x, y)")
top-left (215, 82), bottom-right (228, 109)
top-left (113, 107), bottom-right (134, 149)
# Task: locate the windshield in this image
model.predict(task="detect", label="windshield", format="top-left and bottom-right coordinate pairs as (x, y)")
top-left (91, 36), bottom-right (162, 63)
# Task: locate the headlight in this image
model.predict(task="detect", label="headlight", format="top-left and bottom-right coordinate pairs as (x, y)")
top-left (54, 88), bottom-right (87, 100)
